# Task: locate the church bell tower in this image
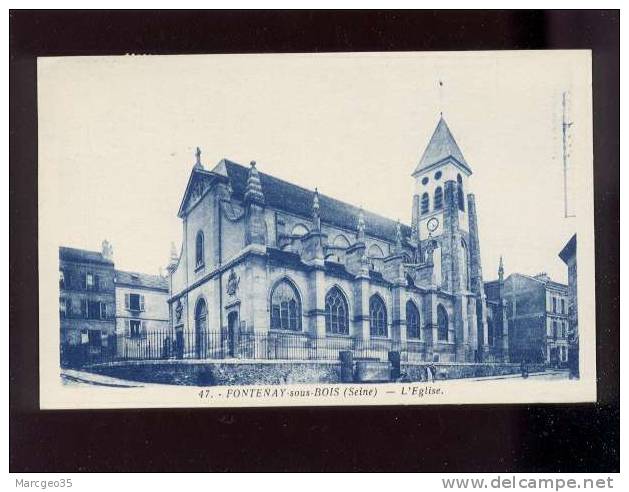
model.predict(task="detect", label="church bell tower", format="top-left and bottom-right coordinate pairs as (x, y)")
top-left (411, 115), bottom-right (489, 361)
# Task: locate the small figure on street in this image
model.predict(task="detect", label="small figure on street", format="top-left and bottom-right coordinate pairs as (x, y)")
top-left (426, 364), bottom-right (436, 382)
top-left (520, 358), bottom-right (529, 378)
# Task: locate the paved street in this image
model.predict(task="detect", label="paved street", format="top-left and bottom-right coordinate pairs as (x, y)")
top-left (62, 368), bottom-right (571, 387)
top-left (61, 369), bottom-right (147, 387)
top-left (465, 369), bottom-right (570, 382)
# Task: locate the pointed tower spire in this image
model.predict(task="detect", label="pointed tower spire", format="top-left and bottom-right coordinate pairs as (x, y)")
top-left (356, 206), bottom-right (366, 243)
top-left (244, 160), bottom-right (265, 205)
top-left (194, 146), bottom-right (203, 170)
top-left (498, 255), bottom-right (504, 282)
top-left (312, 187), bottom-right (321, 232)
top-left (413, 116), bottom-right (471, 176)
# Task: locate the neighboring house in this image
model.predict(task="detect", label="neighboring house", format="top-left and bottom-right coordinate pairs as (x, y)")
top-left (486, 271), bottom-right (569, 366)
top-left (59, 242), bottom-right (116, 364)
top-left (114, 270), bottom-right (169, 337)
top-left (167, 116), bottom-right (507, 363)
top-left (559, 234), bottom-right (578, 376)
top-left (482, 256), bottom-right (510, 362)
top-left (59, 242), bottom-right (170, 365)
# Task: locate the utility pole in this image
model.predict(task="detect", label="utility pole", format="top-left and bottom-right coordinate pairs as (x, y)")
top-left (562, 91), bottom-right (575, 218)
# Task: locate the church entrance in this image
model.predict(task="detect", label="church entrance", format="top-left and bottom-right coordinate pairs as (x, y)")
top-left (227, 311), bottom-right (239, 358)
top-left (549, 347), bottom-right (559, 367)
top-left (194, 298), bottom-right (208, 359)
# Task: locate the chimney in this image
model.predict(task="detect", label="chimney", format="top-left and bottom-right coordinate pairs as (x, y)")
top-left (101, 239), bottom-right (114, 261)
top-left (167, 241), bottom-right (179, 274)
top-left (170, 241), bottom-right (178, 261)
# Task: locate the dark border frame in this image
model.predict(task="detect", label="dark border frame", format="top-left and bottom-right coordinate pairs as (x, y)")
top-left (9, 10), bottom-right (619, 472)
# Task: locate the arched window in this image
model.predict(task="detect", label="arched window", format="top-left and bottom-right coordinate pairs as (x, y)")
top-left (270, 280), bottom-right (301, 331)
top-left (195, 298), bottom-right (207, 331)
top-left (552, 320), bottom-right (558, 340)
top-left (432, 242), bottom-right (442, 286)
top-left (420, 192), bottom-right (430, 215)
top-left (195, 231), bottom-right (204, 268)
top-left (487, 316), bottom-right (494, 346)
top-left (406, 301), bottom-right (420, 339)
top-left (325, 287), bottom-right (349, 335)
top-left (434, 187), bottom-right (443, 210)
top-left (369, 295), bottom-right (387, 337)
top-left (437, 304), bottom-right (448, 341)
top-left (460, 238), bottom-right (471, 290)
top-left (457, 174), bottom-right (465, 211)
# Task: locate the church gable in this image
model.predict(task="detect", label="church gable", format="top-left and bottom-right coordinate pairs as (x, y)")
top-left (177, 169), bottom-right (221, 218)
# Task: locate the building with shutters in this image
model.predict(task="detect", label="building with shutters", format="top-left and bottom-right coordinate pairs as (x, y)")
top-left (485, 269), bottom-right (570, 366)
top-left (114, 270), bottom-right (169, 337)
top-left (166, 116), bottom-right (509, 363)
top-left (59, 243), bottom-right (116, 364)
top-left (59, 243), bottom-right (169, 365)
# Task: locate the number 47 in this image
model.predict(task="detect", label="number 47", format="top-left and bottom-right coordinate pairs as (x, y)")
top-left (198, 389), bottom-right (211, 399)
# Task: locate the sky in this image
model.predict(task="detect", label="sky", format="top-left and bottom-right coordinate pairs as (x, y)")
top-left (38, 51), bottom-right (592, 283)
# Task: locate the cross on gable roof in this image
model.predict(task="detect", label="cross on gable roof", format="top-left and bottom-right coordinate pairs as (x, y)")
top-left (177, 166), bottom-right (227, 218)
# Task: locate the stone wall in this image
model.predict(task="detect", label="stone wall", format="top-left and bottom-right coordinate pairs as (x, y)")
top-left (402, 362), bottom-right (545, 382)
top-left (88, 359), bottom-right (544, 386)
top-left (89, 360), bottom-right (341, 386)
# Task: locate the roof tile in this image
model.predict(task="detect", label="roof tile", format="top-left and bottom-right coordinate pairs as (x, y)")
top-left (115, 270), bottom-right (168, 290)
top-left (59, 246), bottom-right (113, 265)
top-left (221, 160), bottom-right (411, 244)
top-left (413, 116), bottom-right (471, 175)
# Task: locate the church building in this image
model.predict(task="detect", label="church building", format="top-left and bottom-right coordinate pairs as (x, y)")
top-left (167, 116), bottom-right (508, 363)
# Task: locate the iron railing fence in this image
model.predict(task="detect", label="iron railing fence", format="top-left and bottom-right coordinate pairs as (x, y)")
top-left (61, 329), bottom-right (431, 367)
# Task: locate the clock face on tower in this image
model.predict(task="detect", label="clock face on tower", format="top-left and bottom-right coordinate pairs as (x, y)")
top-left (419, 214), bottom-right (443, 240)
top-left (427, 217), bottom-right (440, 233)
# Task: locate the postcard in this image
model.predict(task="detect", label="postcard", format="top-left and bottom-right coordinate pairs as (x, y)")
top-left (38, 51), bottom-right (595, 408)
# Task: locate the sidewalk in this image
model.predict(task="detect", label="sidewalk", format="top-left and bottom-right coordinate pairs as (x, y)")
top-left (467, 369), bottom-right (568, 382)
top-left (61, 367), bottom-right (568, 387)
top-left (61, 368), bottom-right (148, 388)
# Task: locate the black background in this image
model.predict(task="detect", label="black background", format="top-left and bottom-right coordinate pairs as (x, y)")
top-left (10, 10), bottom-right (620, 472)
